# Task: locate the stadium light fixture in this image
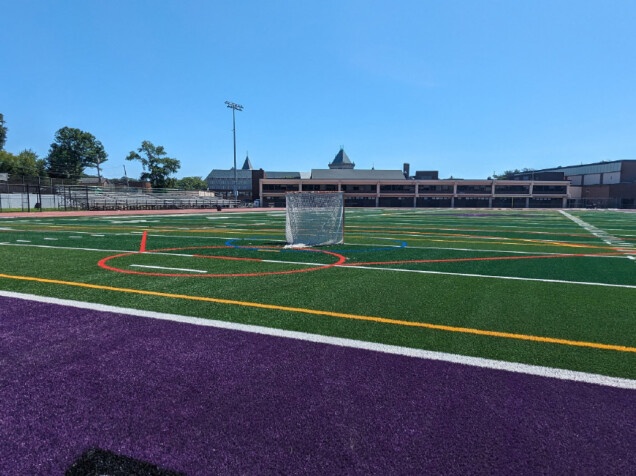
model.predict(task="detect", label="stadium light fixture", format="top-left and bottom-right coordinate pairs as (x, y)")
top-left (225, 101), bottom-right (244, 202)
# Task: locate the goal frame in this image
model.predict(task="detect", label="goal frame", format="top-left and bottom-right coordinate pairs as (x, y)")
top-left (285, 191), bottom-right (345, 247)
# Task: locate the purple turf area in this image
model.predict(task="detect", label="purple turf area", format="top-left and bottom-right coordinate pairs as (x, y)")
top-left (1, 296), bottom-right (635, 475)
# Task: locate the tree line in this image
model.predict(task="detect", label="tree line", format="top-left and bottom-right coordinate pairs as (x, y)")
top-left (0, 113), bottom-right (208, 190)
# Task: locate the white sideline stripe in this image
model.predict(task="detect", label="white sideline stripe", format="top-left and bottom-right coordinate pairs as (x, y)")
top-left (261, 259), bottom-right (636, 288)
top-left (0, 242), bottom-right (133, 253)
top-left (340, 264), bottom-right (636, 289)
top-left (130, 265), bottom-right (208, 273)
top-left (16, 240), bottom-right (31, 243)
top-left (0, 242), bottom-right (633, 288)
top-left (560, 210), bottom-right (636, 261)
top-left (0, 290), bottom-right (634, 390)
top-left (0, 242), bottom-right (195, 258)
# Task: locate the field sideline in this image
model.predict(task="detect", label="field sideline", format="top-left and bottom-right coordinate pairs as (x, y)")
top-left (1, 207), bottom-right (635, 474)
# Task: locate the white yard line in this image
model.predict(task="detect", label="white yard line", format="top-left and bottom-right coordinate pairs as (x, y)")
top-left (560, 210), bottom-right (636, 261)
top-left (129, 265), bottom-right (208, 273)
top-left (0, 290), bottom-right (633, 390)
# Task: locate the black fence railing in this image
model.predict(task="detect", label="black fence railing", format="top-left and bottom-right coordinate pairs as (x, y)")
top-left (567, 198), bottom-right (635, 209)
top-left (0, 183), bottom-right (241, 212)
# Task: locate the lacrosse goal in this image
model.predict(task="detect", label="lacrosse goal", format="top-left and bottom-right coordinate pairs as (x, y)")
top-left (285, 191), bottom-right (344, 247)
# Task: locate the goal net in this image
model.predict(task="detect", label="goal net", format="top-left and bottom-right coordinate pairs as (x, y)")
top-left (285, 191), bottom-right (344, 247)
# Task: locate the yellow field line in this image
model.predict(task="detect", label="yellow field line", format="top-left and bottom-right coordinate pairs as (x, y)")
top-left (1, 272), bottom-right (634, 353)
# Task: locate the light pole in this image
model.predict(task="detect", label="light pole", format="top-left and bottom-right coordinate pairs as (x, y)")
top-left (225, 101), bottom-right (243, 202)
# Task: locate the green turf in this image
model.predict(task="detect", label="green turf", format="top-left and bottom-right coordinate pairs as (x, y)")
top-left (1, 208), bottom-right (635, 379)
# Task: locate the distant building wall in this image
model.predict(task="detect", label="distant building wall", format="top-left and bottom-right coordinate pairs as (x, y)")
top-left (414, 171), bottom-right (439, 180)
top-left (603, 172), bottom-right (621, 184)
top-left (259, 178), bottom-right (570, 209)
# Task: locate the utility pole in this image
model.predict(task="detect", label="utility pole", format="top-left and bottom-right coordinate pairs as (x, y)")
top-left (225, 101), bottom-right (243, 202)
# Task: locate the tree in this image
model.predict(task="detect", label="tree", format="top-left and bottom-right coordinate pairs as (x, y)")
top-left (0, 149), bottom-right (46, 177)
top-left (0, 113), bottom-right (7, 150)
top-left (126, 141), bottom-right (180, 188)
top-left (493, 168), bottom-right (534, 180)
top-left (0, 150), bottom-right (18, 174)
top-left (83, 140), bottom-right (108, 182)
top-left (176, 176), bottom-right (207, 190)
top-left (16, 149), bottom-right (43, 177)
top-left (46, 127), bottom-right (106, 181)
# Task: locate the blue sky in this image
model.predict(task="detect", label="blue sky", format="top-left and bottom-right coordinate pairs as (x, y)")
top-left (2, 0), bottom-right (635, 180)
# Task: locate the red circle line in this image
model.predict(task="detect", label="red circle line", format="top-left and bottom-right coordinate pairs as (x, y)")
top-left (97, 245), bottom-right (346, 277)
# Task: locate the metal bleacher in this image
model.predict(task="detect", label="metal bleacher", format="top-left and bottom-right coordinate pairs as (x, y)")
top-left (57, 186), bottom-right (240, 211)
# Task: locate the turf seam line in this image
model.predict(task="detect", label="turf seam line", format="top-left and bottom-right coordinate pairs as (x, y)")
top-left (0, 273), bottom-right (635, 354)
top-left (1, 290), bottom-right (634, 390)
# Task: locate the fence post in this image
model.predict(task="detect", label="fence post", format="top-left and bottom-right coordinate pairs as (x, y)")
top-left (26, 183), bottom-right (30, 212)
top-left (37, 177), bottom-right (42, 212)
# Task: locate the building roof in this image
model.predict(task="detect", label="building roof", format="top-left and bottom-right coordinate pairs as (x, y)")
top-left (328, 148), bottom-right (355, 169)
top-left (534, 160), bottom-right (635, 176)
top-left (264, 171), bottom-right (301, 179)
top-left (310, 169), bottom-right (407, 180)
top-left (205, 169), bottom-right (253, 180)
top-left (241, 156), bottom-right (253, 170)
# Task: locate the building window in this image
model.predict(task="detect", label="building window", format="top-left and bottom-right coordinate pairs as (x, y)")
top-left (418, 184), bottom-right (453, 193)
top-left (379, 184), bottom-right (416, 193)
top-left (344, 196), bottom-right (376, 207)
top-left (494, 185), bottom-right (529, 195)
top-left (301, 183), bottom-right (338, 191)
top-left (342, 184), bottom-right (376, 193)
top-left (533, 185), bottom-right (567, 194)
top-left (262, 183), bottom-right (299, 192)
top-left (457, 185), bottom-right (492, 194)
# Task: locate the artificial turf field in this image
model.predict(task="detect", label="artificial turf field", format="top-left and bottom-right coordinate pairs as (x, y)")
top-left (1, 208), bottom-right (635, 474)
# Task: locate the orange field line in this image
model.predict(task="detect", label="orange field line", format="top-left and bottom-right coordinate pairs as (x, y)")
top-left (349, 229), bottom-right (633, 252)
top-left (0, 272), bottom-right (634, 354)
top-left (346, 224), bottom-right (600, 239)
top-left (139, 231), bottom-right (147, 252)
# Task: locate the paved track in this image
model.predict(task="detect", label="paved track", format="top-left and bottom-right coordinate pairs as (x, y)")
top-left (0, 207), bottom-right (283, 218)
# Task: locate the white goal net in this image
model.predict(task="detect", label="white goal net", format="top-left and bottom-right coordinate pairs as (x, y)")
top-left (285, 192), bottom-right (344, 247)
